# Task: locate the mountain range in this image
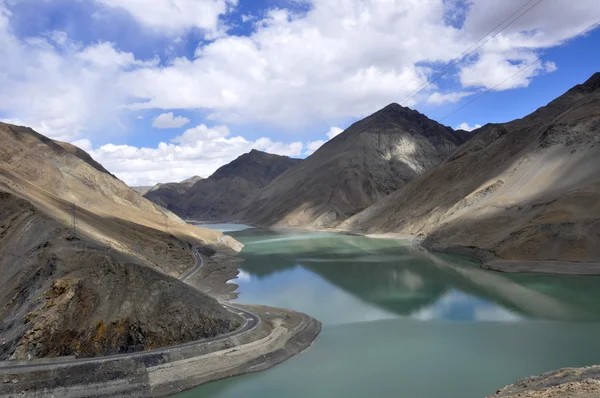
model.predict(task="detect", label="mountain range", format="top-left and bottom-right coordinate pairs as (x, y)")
top-left (342, 72), bottom-right (600, 270)
top-left (142, 72), bottom-right (600, 272)
top-left (144, 150), bottom-right (301, 221)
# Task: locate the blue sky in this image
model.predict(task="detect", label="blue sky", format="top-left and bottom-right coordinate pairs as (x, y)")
top-left (1, 0), bottom-right (599, 185)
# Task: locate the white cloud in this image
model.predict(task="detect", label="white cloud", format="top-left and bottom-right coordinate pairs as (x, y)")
top-left (304, 126), bottom-right (345, 155)
top-left (172, 124), bottom-right (229, 143)
top-left (456, 122), bottom-right (481, 132)
top-left (0, 26), bottom-right (142, 140)
top-left (304, 140), bottom-right (325, 156)
top-left (94, 0), bottom-right (238, 35)
top-left (427, 91), bottom-right (473, 105)
top-left (241, 14), bottom-right (255, 23)
top-left (76, 41), bottom-right (158, 68)
top-left (1, 0), bottom-right (599, 143)
top-left (459, 52), bottom-right (558, 91)
top-left (152, 112), bottom-right (191, 129)
top-left (71, 138), bottom-right (93, 152)
top-left (122, 0), bottom-right (600, 126)
top-left (87, 124), bottom-right (303, 185)
top-left (326, 127), bottom-right (344, 139)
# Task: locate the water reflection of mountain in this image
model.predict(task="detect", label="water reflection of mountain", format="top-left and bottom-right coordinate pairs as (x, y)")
top-left (229, 229), bottom-right (600, 322)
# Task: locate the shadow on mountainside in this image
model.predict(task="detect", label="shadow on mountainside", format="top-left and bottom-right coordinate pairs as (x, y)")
top-left (0, 189), bottom-right (240, 361)
top-left (342, 73), bottom-right (600, 266)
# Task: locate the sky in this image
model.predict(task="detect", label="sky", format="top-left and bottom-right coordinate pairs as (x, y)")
top-left (1, 0), bottom-right (599, 186)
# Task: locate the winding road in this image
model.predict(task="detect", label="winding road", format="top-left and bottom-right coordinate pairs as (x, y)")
top-left (179, 246), bottom-right (205, 281)
top-left (0, 243), bottom-right (259, 372)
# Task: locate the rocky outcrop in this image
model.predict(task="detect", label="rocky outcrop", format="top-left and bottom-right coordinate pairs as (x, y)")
top-left (240, 103), bottom-right (474, 228)
top-left (490, 366), bottom-right (600, 397)
top-left (341, 73), bottom-right (600, 269)
top-left (146, 150), bottom-right (301, 221)
top-left (0, 191), bottom-right (239, 360)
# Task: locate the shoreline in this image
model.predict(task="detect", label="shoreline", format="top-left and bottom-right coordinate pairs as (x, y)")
top-left (0, 236), bottom-right (322, 397)
top-left (234, 220), bottom-right (600, 276)
top-left (0, 305), bottom-right (321, 398)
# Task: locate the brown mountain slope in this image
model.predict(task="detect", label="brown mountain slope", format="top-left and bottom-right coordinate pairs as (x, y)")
top-left (341, 73), bottom-right (600, 270)
top-left (240, 104), bottom-right (475, 228)
top-left (0, 122), bottom-right (233, 273)
top-left (0, 190), bottom-right (239, 360)
top-left (143, 176), bottom-right (203, 209)
top-left (147, 150), bottom-right (301, 221)
top-left (0, 123), bottom-right (242, 359)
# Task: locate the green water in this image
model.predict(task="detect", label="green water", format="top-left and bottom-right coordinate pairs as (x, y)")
top-left (177, 226), bottom-right (600, 398)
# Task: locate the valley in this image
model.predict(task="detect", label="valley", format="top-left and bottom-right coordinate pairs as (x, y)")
top-left (2, 74), bottom-right (600, 397)
top-left (2, 1), bottom-right (600, 396)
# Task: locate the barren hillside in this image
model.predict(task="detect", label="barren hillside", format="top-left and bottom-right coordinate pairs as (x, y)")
top-left (0, 123), bottom-right (242, 359)
top-left (143, 176), bottom-right (203, 210)
top-left (240, 104), bottom-right (474, 228)
top-left (0, 123), bottom-right (236, 275)
top-left (342, 73), bottom-right (600, 270)
top-left (146, 150), bottom-right (301, 221)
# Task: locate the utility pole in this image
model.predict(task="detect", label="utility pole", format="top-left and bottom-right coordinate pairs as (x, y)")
top-left (70, 202), bottom-right (78, 239)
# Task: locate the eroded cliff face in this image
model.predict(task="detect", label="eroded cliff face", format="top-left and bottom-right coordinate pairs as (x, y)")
top-left (0, 190), bottom-right (239, 360)
top-left (342, 73), bottom-right (600, 265)
top-left (240, 104), bottom-right (474, 228)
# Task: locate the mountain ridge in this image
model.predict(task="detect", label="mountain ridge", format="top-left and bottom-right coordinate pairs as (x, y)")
top-left (144, 149), bottom-right (301, 221)
top-left (239, 102), bottom-right (475, 228)
top-left (341, 72), bottom-right (600, 269)
top-left (0, 122), bottom-right (241, 359)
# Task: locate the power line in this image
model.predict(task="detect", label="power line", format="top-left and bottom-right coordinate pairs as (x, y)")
top-left (399, 0), bottom-right (545, 106)
top-left (437, 18), bottom-right (600, 125)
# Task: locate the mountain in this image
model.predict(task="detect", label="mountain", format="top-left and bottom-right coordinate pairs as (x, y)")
top-left (0, 122), bottom-right (240, 359)
top-left (240, 104), bottom-right (475, 228)
top-left (131, 185), bottom-right (152, 195)
top-left (342, 73), bottom-right (600, 270)
top-left (143, 175), bottom-right (203, 209)
top-left (145, 150), bottom-right (301, 221)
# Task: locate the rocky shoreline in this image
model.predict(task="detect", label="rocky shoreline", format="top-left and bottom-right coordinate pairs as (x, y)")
top-left (489, 366), bottom-right (600, 398)
top-left (0, 305), bottom-right (321, 397)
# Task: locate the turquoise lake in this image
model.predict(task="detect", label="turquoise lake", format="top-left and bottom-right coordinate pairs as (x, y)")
top-left (176, 225), bottom-right (600, 398)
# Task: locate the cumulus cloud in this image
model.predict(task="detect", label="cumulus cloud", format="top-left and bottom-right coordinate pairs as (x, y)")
top-left (94, 0), bottom-right (237, 35)
top-left (304, 140), bottom-right (325, 156)
top-left (71, 138), bottom-right (93, 152)
top-left (459, 52), bottom-right (558, 90)
top-left (427, 91), bottom-right (473, 105)
top-left (152, 112), bottom-right (191, 129)
top-left (326, 127), bottom-right (344, 139)
top-left (456, 122), bottom-right (482, 132)
top-left (122, 0), bottom-right (600, 126)
top-left (0, 25), bottom-right (141, 140)
top-left (1, 0), bottom-right (599, 143)
top-left (304, 126), bottom-right (346, 155)
top-left (171, 124), bottom-right (230, 143)
top-left (87, 124), bottom-right (303, 185)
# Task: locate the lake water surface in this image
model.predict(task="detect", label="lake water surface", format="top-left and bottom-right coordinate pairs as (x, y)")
top-left (176, 225), bottom-right (600, 398)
